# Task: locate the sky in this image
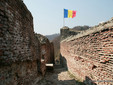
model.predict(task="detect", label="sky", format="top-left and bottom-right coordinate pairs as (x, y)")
top-left (24, 0), bottom-right (113, 35)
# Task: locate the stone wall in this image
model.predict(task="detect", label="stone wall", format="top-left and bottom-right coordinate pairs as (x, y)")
top-left (60, 26), bottom-right (80, 40)
top-left (60, 18), bottom-right (113, 85)
top-left (35, 34), bottom-right (54, 75)
top-left (0, 0), bottom-right (41, 85)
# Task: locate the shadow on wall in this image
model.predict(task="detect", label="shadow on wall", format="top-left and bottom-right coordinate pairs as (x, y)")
top-left (60, 54), bottom-right (68, 70)
top-left (84, 76), bottom-right (97, 85)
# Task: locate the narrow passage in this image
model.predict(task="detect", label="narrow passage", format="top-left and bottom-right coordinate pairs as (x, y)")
top-left (36, 66), bottom-right (85, 85)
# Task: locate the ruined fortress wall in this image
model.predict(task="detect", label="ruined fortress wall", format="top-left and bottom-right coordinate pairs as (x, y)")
top-left (0, 0), bottom-right (40, 84)
top-left (35, 34), bottom-right (55, 75)
top-left (60, 26), bottom-right (79, 40)
top-left (60, 19), bottom-right (113, 85)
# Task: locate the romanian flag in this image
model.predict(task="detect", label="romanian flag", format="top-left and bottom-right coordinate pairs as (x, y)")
top-left (64, 9), bottom-right (76, 18)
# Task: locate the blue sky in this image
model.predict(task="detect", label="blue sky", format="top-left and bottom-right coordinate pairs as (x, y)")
top-left (24, 0), bottom-right (113, 35)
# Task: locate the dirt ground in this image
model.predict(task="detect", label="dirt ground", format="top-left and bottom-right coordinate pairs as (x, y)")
top-left (36, 68), bottom-right (85, 85)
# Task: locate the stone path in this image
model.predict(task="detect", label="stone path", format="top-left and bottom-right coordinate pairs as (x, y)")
top-left (36, 68), bottom-right (85, 85)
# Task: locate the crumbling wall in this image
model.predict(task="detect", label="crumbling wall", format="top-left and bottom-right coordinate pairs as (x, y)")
top-left (60, 26), bottom-right (80, 40)
top-left (0, 0), bottom-right (41, 85)
top-left (35, 34), bottom-right (54, 75)
top-left (60, 18), bottom-right (113, 85)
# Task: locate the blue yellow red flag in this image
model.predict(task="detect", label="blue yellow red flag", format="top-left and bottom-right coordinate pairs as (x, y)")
top-left (64, 9), bottom-right (76, 18)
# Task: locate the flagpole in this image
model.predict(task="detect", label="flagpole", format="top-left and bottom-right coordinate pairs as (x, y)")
top-left (63, 17), bottom-right (65, 27)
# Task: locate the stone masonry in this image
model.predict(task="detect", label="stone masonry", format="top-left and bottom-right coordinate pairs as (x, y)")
top-left (60, 26), bottom-right (80, 40)
top-left (60, 18), bottom-right (113, 85)
top-left (0, 0), bottom-right (54, 85)
top-left (35, 34), bottom-right (54, 76)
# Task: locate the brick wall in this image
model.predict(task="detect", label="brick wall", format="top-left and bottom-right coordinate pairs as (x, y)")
top-left (60, 19), bottom-right (113, 85)
top-left (0, 0), bottom-right (41, 84)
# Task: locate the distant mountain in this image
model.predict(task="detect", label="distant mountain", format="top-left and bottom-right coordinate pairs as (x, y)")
top-left (72, 25), bottom-right (90, 31)
top-left (46, 33), bottom-right (60, 41)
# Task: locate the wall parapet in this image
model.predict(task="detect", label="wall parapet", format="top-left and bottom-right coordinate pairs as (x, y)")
top-left (62, 18), bottom-right (113, 42)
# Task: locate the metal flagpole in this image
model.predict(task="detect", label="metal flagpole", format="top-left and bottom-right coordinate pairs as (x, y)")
top-left (63, 17), bottom-right (65, 27)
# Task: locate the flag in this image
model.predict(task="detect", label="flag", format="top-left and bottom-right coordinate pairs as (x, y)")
top-left (72, 11), bottom-right (76, 18)
top-left (68, 10), bottom-right (73, 18)
top-left (64, 9), bottom-right (76, 18)
top-left (64, 9), bottom-right (68, 18)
